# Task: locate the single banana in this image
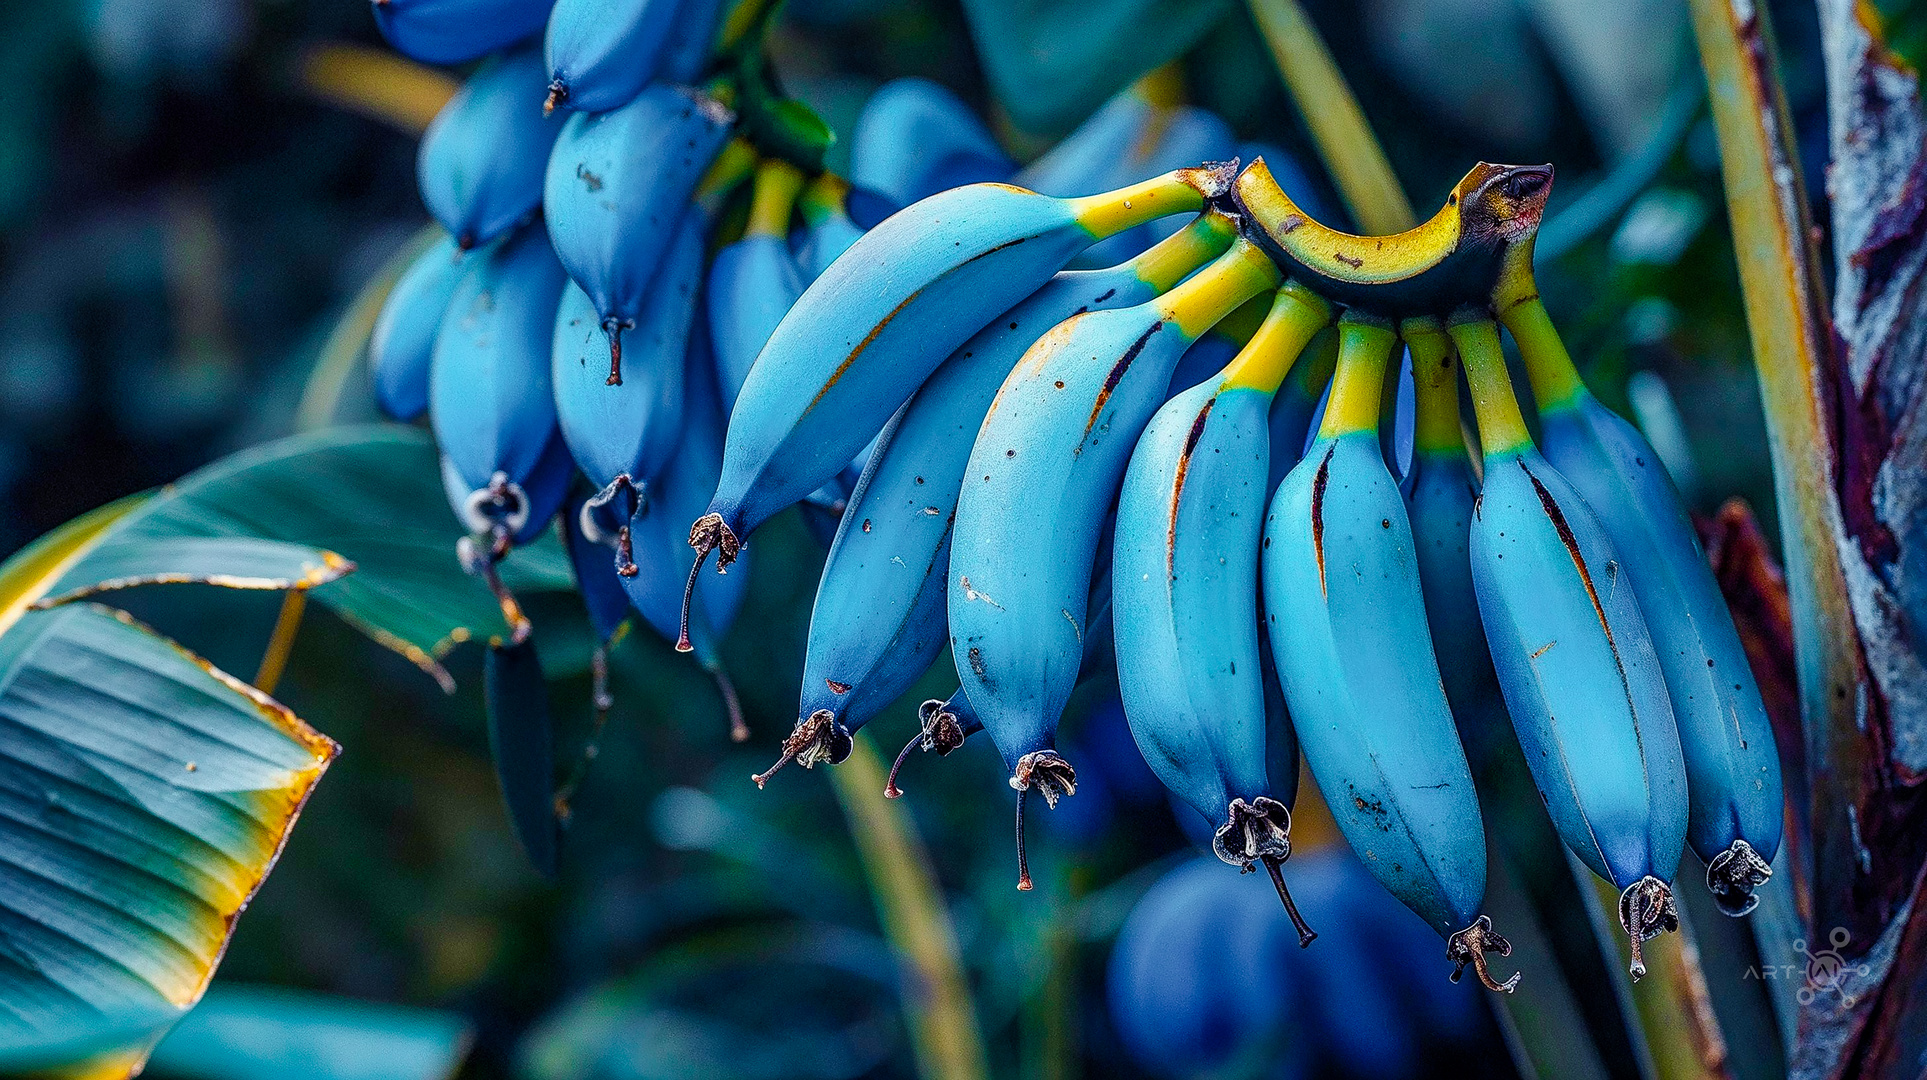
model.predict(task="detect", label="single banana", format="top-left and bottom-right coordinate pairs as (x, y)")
top-left (1233, 159), bottom-right (1552, 316)
top-left (418, 45), bottom-right (563, 251)
top-left (1262, 314), bottom-right (1514, 991)
top-left (543, 0), bottom-right (681, 114)
top-left (756, 212), bottom-right (1239, 784)
top-left (1448, 313), bottom-right (1687, 978)
top-left (1113, 284), bottom-right (1331, 943)
top-left (949, 233), bottom-right (1278, 890)
top-left (371, 0), bottom-right (556, 66)
top-left (621, 322), bottom-right (750, 741)
top-left (1498, 276), bottom-right (1782, 916)
top-left (544, 87), bottom-right (740, 384)
top-left (708, 159), bottom-right (808, 411)
top-left (1013, 82), bottom-right (1162, 197)
top-left (372, 234), bottom-right (467, 421)
top-left (849, 78), bottom-right (1016, 207)
top-left (686, 164), bottom-right (1235, 600)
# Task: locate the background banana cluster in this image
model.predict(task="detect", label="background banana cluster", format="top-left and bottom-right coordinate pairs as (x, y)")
top-left (368, 0), bottom-right (1783, 1012)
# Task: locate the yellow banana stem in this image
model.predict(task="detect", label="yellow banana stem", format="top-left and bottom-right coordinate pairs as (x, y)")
top-left (1211, 292), bottom-right (1277, 349)
top-left (1069, 171), bottom-right (1212, 241)
top-left (1447, 315), bottom-right (1534, 455)
top-left (1131, 211), bottom-right (1241, 293)
top-left (1157, 239), bottom-right (1284, 340)
top-left (1244, 0), bottom-right (1416, 233)
top-left (745, 159), bottom-right (807, 238)
top-left (694, 138), bottom-right (760, 212)
top-left (1220, 283), bottom-right (1333, 395)
top-left (797, 171), bottom-right (850, 227)
top-left (1402, 317), bottom-right (1465, 456)
top-left (1317, 314), bottom-right (1397, 437)
top-left (1499, 293), bottom-right (1587, 413)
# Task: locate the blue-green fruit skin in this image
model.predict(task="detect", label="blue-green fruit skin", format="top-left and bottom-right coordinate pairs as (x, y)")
top-left (418, 46), bottom-right (562, 250)
top-left (372, 236), bottom-right (467, 420)
top-left (800, 256), bottom-right (1181, 738)
top-left (1405, 446), bottom-right (1511, 766)
top-left (708, 234), bottom-right (806, 410)
top-left (565, 492), bottom-right (635, 643)
top-left (794, 186), bottom-right (895, 283)
top-left (657, 0), bottom-right (724, 82)
top-left (544, 0), bottom-right (678, 114)
top-left (1266, 351), bottom-right (1332, 493)
top-left (1115, 381), bottom-right (1279, 823)
top-left (1262, 431), bottom-right (1486, 936)
top-left (431, 224), bottom-right (571, 544)
top-left (372, 0), bottom-right (555, 65)
top-left (711, 182), bottom-right (1165, 542)
top-left (623, 328), bottom-right (748, 664)
top-left (1471, 449), bottom-right (1688, 887)
top-left (950, 299), bottom-right (1205, 771)
top-left (543, 85), bottom-right (733, 333)
top-left (850, 78), bottom-right (1015, 207)
top-left (1539, 397), bottom-right (1781, 867)
top-left (551, 208), bottom-right (701, 490)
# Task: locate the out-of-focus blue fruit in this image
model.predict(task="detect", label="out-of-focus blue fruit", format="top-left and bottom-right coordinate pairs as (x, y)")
top-left (372, 0), bottom-right (556, 66)
top-left (708, 159), bottom-right (807, 410)
top-left (418, 45), bottom-right (562, 250)
top-left (543, 0), bottom-right (677, 114)
top-left (372, 234), bottom-right (467, 420)
top-left (658, 0), bottom-right (725, 83)
top-left (792, 173), bottom-right (894, 282)
top-left (1074, 106), bottom-right (1235, 268)
top-left (431, 222), bottom-right (572, 546)
top-left (544, 83), bottom-right (735, 384)
top-left (849, 78), bottom-right (1015, 206)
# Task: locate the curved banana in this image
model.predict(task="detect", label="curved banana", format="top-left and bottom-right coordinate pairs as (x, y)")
top-left (949, 233), bottom-right (1278, 890)
top-left (709, 159), bottom-right (808, 410)
top-left (544, 87), bottom-right (740, 384)
top-left (1113, 284), bottom-right (1331, 942)
top-left (544, 0), bottom-right (689, 114)
top-left (1448, 314), bottom-right (1687, 977)
top-left (1497, 282), bottom-right (1782, 915)
top-left (621, 323), bottom-right (750, 741)
top-left (755, 212), bottom-right (1239, 785)
top-left (686, 164), bottom-right (1235, 595)
top-left (372, 234), bottom-right (467, 421)
top-left (371, 0), bottom-right (556, 66)
top-left (850, 78), bottom-right (1015, 207)
top-left (1233, 159), bottom-right (1552, 316)
top-left (418, 45), bottom-right (563, 251)
top-left (1262, 314), bottom-right (1514, 991)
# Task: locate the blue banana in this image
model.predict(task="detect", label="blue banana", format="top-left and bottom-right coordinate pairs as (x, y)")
top-left (1501, 290), bottom-right (1782, 916)
top-left (686, 164), bottom-right (1235, 603)
top-left (431, 222), bottom-right (574, 638)
top-left (1113, 284), bottom-right (1331, 943)
top-left (949, 234), bottom-right (1278, 890)
top-left (418, 45), bottom-right (562, 250)
top-left (1074, 105), bottom-right (1236, 269)
top-left (1164, 293), bottom-right (1267, 397)
top-left (657, 0), bottom-right (725, 83)
top-left (1266, 326), bottom-right (1339, 491)
top-left (544, 86), bottom-right (739, 385)
top-left (543, 0), bottom-right (682, 115)
top-left (792, 172), bottom-right (893, 282)
top-left (622, 322), bottom-right (751, 741)
top-left (754, 212), bottom-right (1239, 785)
top-left (371, 234), bottom-right (467, 421)
top-left (849, 78), bottom-right (1015, 207)
top-left (1262, 314), bottom-right (1514, 991)
top-left (371, 0), bottom-right (555, 65)
top-left (1014, 83), bottom-right (1163, 197)
top-left (1448, 313), bottom-right (1687, 978)
top-left (708, 159), bottom-right (807, 410)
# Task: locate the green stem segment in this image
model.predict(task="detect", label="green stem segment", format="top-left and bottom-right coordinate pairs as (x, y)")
top-left (1402, 317), bottom-right (1465, 457)
top-left (1220, 283), bottom-right (1333, 396)
top-left (1317, 314), bottom-right (1397, 438)
top-left (1446, 315), bottom-right (1534, 456)
top-left (1157, 238), bottom-right (1283, 340)
top-left (1498, 295), bottom-right (1586, 414)
top-left (1132, 212), bottom-right (1241, 293)
top-left (745, 159), bottom-right (806, 238)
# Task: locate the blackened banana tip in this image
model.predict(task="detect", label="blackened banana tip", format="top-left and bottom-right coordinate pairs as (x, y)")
top-left (544, 81), bottom-right (567, 116)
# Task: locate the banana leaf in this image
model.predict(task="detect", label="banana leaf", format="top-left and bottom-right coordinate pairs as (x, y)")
top-left (484, 638), bottom-right (560, 877)
top-left (46, 425), bottom-right (575, 693)
top-left (144, 984), bottom-right (472, 1080)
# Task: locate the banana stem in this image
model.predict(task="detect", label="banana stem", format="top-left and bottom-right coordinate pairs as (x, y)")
top-left (1158, 239), bottom-right (1283, 340)
top-left (1498, 294), bottom-right (1587, 414)
top-left (745, 159), bottom-right (806, 238)
top-left (693, 138), bottom-right (761, 215)
top-left (1218, 284), bottom-right (1332, 395)
top-left (1130, 211), bottom-right (1241, 292)
top-left (1317, 314), bottom-right (1397, 439)
top-left (1244, 0), bottom-right (1415, 234)
top-left (254, 588), bottom-right (308, 695)
top-left (1261, 855), bottom-right (1318, 947)
top-left (1068, 164), bottom-right (1233, 241)
top-left (796, 171), bottom-right (850, 227)
top-left (1446, 316), bottom-right (1534, 456)
top-left (1402, 317), bottom-right (1465, 457)
top-left (829, 734), bottom-right (992, 1080)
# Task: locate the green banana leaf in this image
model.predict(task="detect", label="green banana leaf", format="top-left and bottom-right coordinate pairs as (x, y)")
top-left (958, 0), bottom-right (1234, 132)
top-left (484, 638), bottom-right (560, 877)
top-left (46, 425), bottom-right (575, 693)
top-left (0, 602), bottom-right (335, 1070)
top-left (144, 984), bottom-right (472, 1080)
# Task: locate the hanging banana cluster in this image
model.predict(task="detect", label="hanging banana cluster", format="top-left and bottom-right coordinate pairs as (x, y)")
top-left (712, 152), bottom-right (1785, 990)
